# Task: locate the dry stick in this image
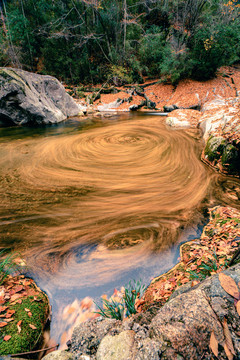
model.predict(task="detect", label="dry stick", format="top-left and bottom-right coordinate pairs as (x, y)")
top-left (10, 344), bottom-right (59, 357)
top-left (91, 76), bottom-right (113, 103)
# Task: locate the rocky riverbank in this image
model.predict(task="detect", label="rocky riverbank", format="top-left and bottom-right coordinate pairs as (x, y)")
top-left (73, 65), bottom-right (240, 176)
top-left (41, 205), bottom-right (240, 360)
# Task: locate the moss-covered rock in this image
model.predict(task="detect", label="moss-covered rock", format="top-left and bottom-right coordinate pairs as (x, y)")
top-left (204, 136), bottom-right (226, 162)
top-left (0, 276), bottom-right (50, 355)
top-left (204, 135), bottom-right (240, 174)
top-left (222, 143), bottom-right (240, 172)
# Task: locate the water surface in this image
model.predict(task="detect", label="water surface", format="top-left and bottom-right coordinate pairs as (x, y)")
top-left (0, 113), bottom-right (239, 343)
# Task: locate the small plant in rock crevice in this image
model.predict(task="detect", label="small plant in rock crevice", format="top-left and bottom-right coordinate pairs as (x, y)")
top-left (95, 279), bottom-right (146, 320)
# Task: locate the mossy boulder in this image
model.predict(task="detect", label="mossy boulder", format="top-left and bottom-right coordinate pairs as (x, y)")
top-left (0, 275), bottom-right (50, 355)
top-left (204, 136), bottom-right (226, 162)
top-left (0, 67), bottom-right (80, 126)
top-left (204, 136), bottom-right (240, 174)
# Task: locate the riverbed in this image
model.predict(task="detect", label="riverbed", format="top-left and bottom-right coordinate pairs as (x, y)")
top-left (0, 113), bottom-right (239, 344)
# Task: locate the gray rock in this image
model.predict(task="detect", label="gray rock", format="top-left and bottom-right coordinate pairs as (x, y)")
top-left (96, 330), bottom-right (136, 360)
top-left (70, 318), bottom-right (121, 357)
top-left (149, 263), bottom-right (240, 359)
top-left (42, 350), bottom-right (74, 360)
top-left (0, 67), bottom-right (80, 126)
top-left (135, 338), bottom-right (162, 360)
top-left (163, 104), bottom-right (178, 112)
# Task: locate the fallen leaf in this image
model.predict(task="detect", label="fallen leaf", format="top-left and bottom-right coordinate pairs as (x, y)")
top-left (17, 320), bottom-right (22, 333)
top-left (181, 278), bottom-right (189, 284)
top-left (0, 306), bottom-right (8, 313)
top-left (14, 285), bottom-right (24, 293)
top-left (28, 311), bottom-right (32, 317)
top-left (24, 308), bottom-right (31, 312)
top-left (5, 309), bottom-right (15, 318)
top-left (209, 331), bottom-right (218, 357)
top-left (236, 301), bottom-right (240, 316)
top-left (224, 341), bottom-right (233, 360)
top-left (10, 294), bottom-right (22, 302)
top-left (5, 318), bottom-right (14, 322)
top-left (3, 335), bottom-right (11, 341)
top-left (223, 318), bottom-right (235, 355)
top-left (0, 322), bottom-right (8, 327)
top-left (219, 273), bottom-right (239, 299)
top-left (29, 324), bottom-right (37, 330)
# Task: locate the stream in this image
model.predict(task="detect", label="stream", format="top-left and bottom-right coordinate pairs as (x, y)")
top-left (0, 113), bottom-right (240, 346)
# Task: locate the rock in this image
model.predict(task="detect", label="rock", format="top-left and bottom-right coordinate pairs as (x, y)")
top-left (163, 104), bottom-right (178, 112)
top-left (69, 264), bottom-right (240, 359)
top-left (144, 95), bottom-right (156, 109)
top-left (96, 330), bottom-right (136, 360)
top-left (149, 264), bottom-right (240, 359)
top-left (97, 99), bottom-right (123, 111)
top-left (166, 109), bottom-right (201, 128)
top-left (204, 136), bottom-right (226, 162)
top-left (0, 275), bottom-right (50, 355)
top-left (70, 318), bottom-right (121, 357)
top-left (166, 117), bottom-right (190, 128)
top-left (42, 350), bottom-right (74, 360)
top-left (0, 67), bottom-right (80, 126)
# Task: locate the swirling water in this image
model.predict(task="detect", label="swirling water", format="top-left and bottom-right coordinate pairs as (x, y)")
top-left (0, 113), bottom-right (239, 342)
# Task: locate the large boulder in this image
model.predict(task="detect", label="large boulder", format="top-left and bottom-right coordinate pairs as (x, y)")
top-left (200, 97), bottom-right (240, 174)
top-left (0, 68), bottom-right (80, 126)
top-left (69, 264), bottom-right (240, 359)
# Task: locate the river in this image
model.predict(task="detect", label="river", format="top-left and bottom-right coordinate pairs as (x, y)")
top-left (0, 113), bottom-right (239, 345)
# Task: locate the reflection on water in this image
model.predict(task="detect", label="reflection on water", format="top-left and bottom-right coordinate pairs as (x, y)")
top-left (0, 114), bottom-right (239, 343)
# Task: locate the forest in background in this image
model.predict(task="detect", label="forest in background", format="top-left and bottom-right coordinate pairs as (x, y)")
top-left (0, 0), bottom-right (240, 85)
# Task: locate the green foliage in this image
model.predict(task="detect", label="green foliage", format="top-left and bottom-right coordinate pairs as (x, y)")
top-left (0, 250), bottom-right (22, 285)
top-left (187, 250), bottom-right (228, 281)
top-left (0, 0), bottom-right (239, 83)
top-left (95, 297), bottom-right (125, 320)
top-left (123, 279), bottom-right (146, 316)
top-left (139, 26), bottom-right (166, 77)
top-left (0, 295), bottom-right (48, 354)
top-left (109, 65), bottom-right (133, 85)
top-left (95, 280), bottom-right (146, 320)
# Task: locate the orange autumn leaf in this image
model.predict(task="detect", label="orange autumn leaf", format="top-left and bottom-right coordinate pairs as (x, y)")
top-left (3, 335), bottom-right (11, 341)
top-left (0, 306), bottom-right (8, 313)
top-left (224, 341), bottom-right (234, 360)
top-left (223, 318), bottom-right (235, 356)
top-left (24, 308), bottom-right (31, 312)
top-left (5, 318), bottom-right (14, 322)
top-left (28, 311), bottom-right (32, 317)
top-left (219, 273), bottom-right (239, 299)
top-left (5, 309), bottom-right (15, 318)
top-left (236, 301), bottom-right (240, 316)
top-left (0, 322), bottom-right (8, 327)
top-left (17, 320), bottom-right (22, 333)
top-left (209, 331), bottom-right (218, 357)
top-left (29, 324), bottom-right (37, 330)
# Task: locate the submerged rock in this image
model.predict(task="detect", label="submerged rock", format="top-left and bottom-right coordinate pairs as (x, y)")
top-left (0, 67), bottom-right (80, 126)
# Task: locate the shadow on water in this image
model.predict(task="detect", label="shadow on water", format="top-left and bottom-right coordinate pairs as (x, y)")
top-left (0, 113), bottom-right (240, 344)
